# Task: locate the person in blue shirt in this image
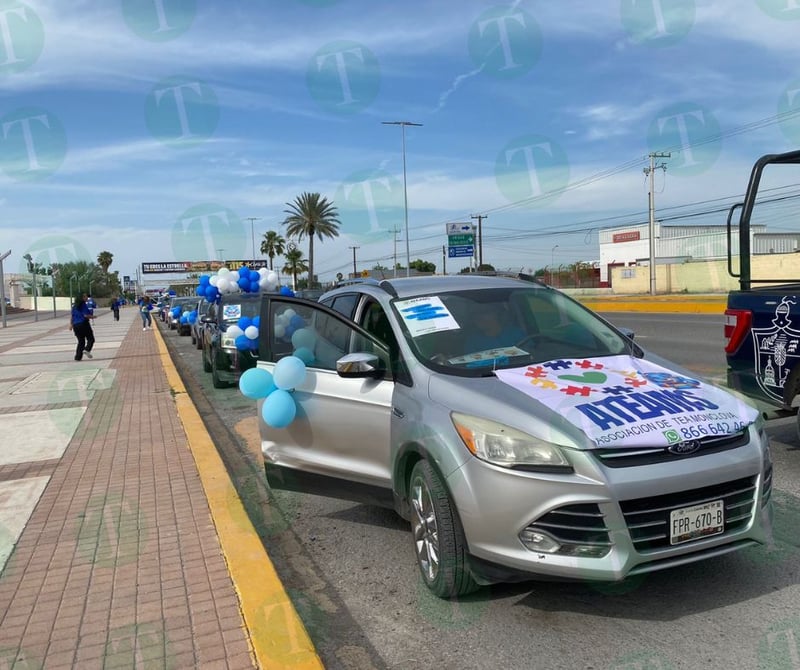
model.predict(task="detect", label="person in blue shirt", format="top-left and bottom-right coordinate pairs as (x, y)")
top-left (69, 294), bottom-right (95, 361)
top-left (111, 297), bottom-right (120, 321)
top-left (85, 294), bottom-right (96, 316)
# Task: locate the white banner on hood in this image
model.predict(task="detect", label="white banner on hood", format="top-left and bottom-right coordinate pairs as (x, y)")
top-left (494, 355), bottom-right (759, 448)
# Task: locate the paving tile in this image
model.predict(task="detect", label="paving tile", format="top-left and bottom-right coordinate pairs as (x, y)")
top-left (0, 313), bottom-right (257, 669)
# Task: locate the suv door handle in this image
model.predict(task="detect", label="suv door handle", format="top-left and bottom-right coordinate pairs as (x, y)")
top-left (392, 406), bottom-right (404, 418)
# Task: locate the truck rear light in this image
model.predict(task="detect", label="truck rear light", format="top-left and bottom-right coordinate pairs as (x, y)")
top-left (724, 308), bottom-right (752, 354)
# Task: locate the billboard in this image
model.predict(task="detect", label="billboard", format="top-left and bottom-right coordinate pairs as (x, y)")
top-left (141, 260), bottom-right (269, 274)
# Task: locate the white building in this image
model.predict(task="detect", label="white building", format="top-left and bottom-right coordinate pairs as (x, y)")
top-left (596, 223), bottom-right (793, 284)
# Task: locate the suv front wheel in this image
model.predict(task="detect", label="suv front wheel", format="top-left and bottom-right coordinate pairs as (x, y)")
top-left (409, 460), bottom-right (478, 598)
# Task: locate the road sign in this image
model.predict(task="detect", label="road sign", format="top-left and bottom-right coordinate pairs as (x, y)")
top-left (448, 245), bottom-right (474, 258)
top-left (447, 222), bottom-right (474, 235)
top-left (447, 233), bottom-right (474, 246)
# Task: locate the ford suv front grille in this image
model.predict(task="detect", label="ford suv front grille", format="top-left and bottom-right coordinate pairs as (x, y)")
top-left (594, 430), bottom-right (749, 468)
top-left (619, 476), bottom-right (756, 552)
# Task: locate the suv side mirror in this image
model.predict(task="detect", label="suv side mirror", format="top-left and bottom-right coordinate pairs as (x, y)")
top-left (336, 352), bottom-right (383, 379)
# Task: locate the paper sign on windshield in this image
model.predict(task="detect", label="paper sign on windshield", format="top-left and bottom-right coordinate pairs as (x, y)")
top-left (494, 355), bottom-right (759, 448)
top-left (223, 304), bottom-right (242, 320)
top-left (395, 296), bottom-right (460, 337)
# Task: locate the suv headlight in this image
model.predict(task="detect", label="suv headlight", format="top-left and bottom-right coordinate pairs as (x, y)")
top-left (451, 413), bottom-right (572, 472)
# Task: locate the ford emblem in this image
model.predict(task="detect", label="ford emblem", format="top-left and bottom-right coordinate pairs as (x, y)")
top-left (667, 440), bottom-right (701, 455)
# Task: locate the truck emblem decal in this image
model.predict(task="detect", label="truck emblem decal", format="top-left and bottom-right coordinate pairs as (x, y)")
top-left (751, 296), bottom-right (800, 403)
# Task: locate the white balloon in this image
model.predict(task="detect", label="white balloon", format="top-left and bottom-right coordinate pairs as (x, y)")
top-left (267, 271), bottom-right (279, 285)
top-left (284, 308), bottom-right (296, 319)
top-left (209, 275), bottom-right (219, 287)
top-left (258, 267), bottom-right (268, 276)
top-left (274, 324), bottom-right (285, 338)
top-left (227, 325), bottom-right (244, 339)
top-left (258, 277), bottom-right (269, 288)
top-left (217, 277), bottom-right (230, 292)
top-left (245, 325), bottom-right (259, 340)
top-left (218, 267), bottom-right (230, 277)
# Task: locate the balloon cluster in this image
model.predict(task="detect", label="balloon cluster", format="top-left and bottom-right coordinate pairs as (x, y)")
top-left (196, 266), bottom-right (284, 302)
top-left (175, 307), bottom-right (198, 326)
top-left (238, 357), bottom-right (307, 428)
top-left (274, 309), bottom-right (316, 365)
top-left (227, 315), bottom-right (261, 352)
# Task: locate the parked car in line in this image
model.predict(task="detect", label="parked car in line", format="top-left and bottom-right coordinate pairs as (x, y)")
top-left (202, 293), bottom-right (261, 388)
top-left (256, 275), bottom-right (773, 598)
top-left (168, 297), bottom-right (200, 335)
top-left (191, 299), bottom-right (212, 350)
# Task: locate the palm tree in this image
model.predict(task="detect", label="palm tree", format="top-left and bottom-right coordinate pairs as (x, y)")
top-left (282, 192), bottom-right (340, 288)
top-left (282, 248), bottom-right (309, 291)
top-left (96, 251), bottom-right (113, 275)
top-left (260, 231), bottom-right (286, 270)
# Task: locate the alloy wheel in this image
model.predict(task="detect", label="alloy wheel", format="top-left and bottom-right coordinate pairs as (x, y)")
top-left (411, 476), bottom-right (439, 583)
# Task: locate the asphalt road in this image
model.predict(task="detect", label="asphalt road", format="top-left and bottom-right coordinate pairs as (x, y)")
top-left (161, 313), bottom-right (800, 670)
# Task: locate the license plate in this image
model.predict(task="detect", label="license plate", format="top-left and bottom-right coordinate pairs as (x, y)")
top-left (669, 500), bottom-right (724, 545)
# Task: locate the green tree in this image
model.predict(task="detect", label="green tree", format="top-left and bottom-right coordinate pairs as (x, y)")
top-left (260, 231), bottom-right (286, 270)
top-left (282, 247), bottom-right (309, 290)
top-left (282, 192), bottom-right (340, 288)
top-left (96, 250), bottom-right (113, 275)
top-left (410, 259), bottom-right (436, 273)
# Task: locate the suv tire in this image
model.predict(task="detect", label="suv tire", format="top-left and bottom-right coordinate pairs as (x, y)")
top-left (409, 460), bottom-right (478, 598)
top-left (202, 347), bottom-right (212, 373)
top-left (211, 350), bottom-right (227, 389)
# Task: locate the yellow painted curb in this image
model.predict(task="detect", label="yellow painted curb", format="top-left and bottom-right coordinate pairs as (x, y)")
top-left (154, 325), bottom-right (323, 669)
top-left (578, 299), bottom-right (725, 314)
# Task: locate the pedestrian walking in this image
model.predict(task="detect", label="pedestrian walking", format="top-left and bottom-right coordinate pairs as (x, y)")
top-left (111, 297), bottom-right (120, 321)
top-left (69, 294), bottom-right (95, 361)
top-left (139, 295), bottom-right (153, 330)
top-left (86, 294), bottom-right (96, 316)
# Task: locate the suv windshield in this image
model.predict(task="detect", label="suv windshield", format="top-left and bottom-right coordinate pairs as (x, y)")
top-left (392, 286), bottom-right (631, 376)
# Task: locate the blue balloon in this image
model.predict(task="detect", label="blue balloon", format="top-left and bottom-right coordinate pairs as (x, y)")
top-left (280, 286), bottom-right (294, 296)
top-left (289, 314), bottom-right (305, 329)
top-left (249, 338), bottom-right (259, 351)
top-left (250, 280), bottom-right (260, 293)
top-left (196, 285), bottom-right (205, 296)
top-left (239, 368), bottom-right (276, 399)
top-left (249, 270), bottom-right (260, 282)
top-left (205, 285), bottom-right (218, 300)
top-left (293, 346), bottom-right (315, 365)
top-left (238, 266), bottom-right (250, 278)
top-left (252, 316), bottom-right (261, 328)
top-left (235, 334), bottom-right (250, 350)
top-left (261, 389), bottom-right (296, 428)
top-left (237, 276), bottom-right (250, 291)
top-left (199, 275), bottom-right (210, 285)
top-left (189, 310), bottom-right (197, 324)
top-left (238, 316), bottom-right (252, 330)
top-left (273, 355), bottom-right (307, 390)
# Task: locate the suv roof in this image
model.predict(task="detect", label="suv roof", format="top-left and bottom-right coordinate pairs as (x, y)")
top-left (322, 274), bottom-right (543, 302)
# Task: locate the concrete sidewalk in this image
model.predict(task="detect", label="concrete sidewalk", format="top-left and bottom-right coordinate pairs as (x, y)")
top-left (0, 307), bottom-right (320, 668)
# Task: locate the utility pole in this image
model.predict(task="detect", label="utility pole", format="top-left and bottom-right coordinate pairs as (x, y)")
top-left (644, 152), bottom-right (670, 296)
top-left (391, 227), bottom-right (400, 278)
top-left (349, 246), bottom-right (360, 278)
top-left (471, 214), bottom-right (486, 267)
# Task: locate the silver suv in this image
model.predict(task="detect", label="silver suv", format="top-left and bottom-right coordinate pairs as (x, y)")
top-left (256, 275), bottom-right (773, 598)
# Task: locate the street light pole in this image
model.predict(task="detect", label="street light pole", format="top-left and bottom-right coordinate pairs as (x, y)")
top-left (245, 217), bottom-right (261, 262)
top-left (382, 120), bottom-right (422, 278)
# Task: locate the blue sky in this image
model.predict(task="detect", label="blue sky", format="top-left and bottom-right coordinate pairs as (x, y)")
top-left (2, 0), bottom-right (800, 284)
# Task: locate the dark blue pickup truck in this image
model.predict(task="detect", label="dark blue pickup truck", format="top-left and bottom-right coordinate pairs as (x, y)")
top-left (725, 149), bottom-right (800, 432)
